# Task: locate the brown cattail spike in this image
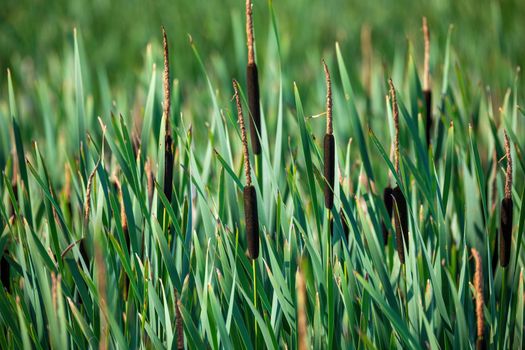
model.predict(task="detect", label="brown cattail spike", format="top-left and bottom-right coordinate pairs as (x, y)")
top-left (162, 27), bottom-right (175, 203)
top-left (422, 17), bottom-right (432, 148)
top-left (471, 248), bottom-right (485, 348)
top-left (500, 131), bottom-right (513, 267)
top-left (323, 61), bottom-right (335, 209)
top-left (388, 79), bottom-right (400, 174)
top-left (243, 185), bottom-right (259, 259)
top-left (245, 0), bottom-right (261, 155)
top-left (234, 80), bottom-right (259, 259)
top-left (392, 186), bottom-right (408, 263)
top-left (1, 251), bottom-right (10, 292)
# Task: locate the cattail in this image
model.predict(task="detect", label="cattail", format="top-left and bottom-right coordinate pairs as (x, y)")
top-left (162, 27), bottom-right (175, 204)
top-left (323, 60), bottom-right (335, 209)
top-left (422, 17), bottom-right (432, 148)
top-left (245, 0), bottom-right (261, 155)
top-left (500, 131), bottom-right (513, 267)
top-left (234, 80), bottom-right (259, 259)
top-left (471, 248), bottom-right (485, 349)
top-left (1, 252), bottom-right (10, 292)
top-left (296, 268), bottom-right (308, 350)
top-left (381, 186), bottom-right (394, 245)
top-left (389, 79), bottom-right (409, 263)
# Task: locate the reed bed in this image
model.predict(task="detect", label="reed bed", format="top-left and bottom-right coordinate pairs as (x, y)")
top-left (0, 1), bottom-right (523, 349)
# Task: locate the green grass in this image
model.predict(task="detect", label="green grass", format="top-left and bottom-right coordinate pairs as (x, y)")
top-left (1, 0), bottom-right (524, 349)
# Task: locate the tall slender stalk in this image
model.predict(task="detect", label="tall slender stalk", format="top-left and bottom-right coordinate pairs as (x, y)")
top-left (245, 0), bottom-right (261, 156)
top-left (323, 60), bottom-right (335, 210)
top-left (162, 27), bottom-right (174, 205)
top-left (422, 17), bottom-right (432, 148)
top-left (233, 80), bottom-right (259, 260)
top-left (389, 79), bottom-right (409, 264)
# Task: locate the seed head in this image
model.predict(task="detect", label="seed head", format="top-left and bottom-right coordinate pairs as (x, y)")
top-left (323, 60), bottom-right (333, 135)
top-left (471, 248), bottom-right (484, 342)
top-left (388, 79), bottom-right (400, 175)
top-left (422, 17), bottom-right (430, 91)
top-left (504, 130), bottom-right (512, 200)
top-left (233, 80), bottom-right (252, 186)
top-left (246, 0), bottom-right (255, 64)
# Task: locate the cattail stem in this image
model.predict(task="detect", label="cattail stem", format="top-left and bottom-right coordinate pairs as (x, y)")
top-left (500, 132), bottom-right (513, 267)
top-left (245, 0), bottom-right (261, 156)
top-left (162, 27), bottom-right (175, 204)
top-left (323, 61), bottom-right (335, 209)
top-left (471, 248), bottom-right (485, 348)
top-left (234, 80), bottom-right (260, 260)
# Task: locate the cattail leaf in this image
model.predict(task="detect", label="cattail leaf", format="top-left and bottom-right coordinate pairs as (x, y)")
top-left (294, 83), bottom-right (322, 235)
top-left (335, 42), bottom-right (375, 182)
top-left (354, 273), bottom-right (420, 348)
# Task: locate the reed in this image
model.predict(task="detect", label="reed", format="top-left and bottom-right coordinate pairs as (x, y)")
top-left (471, 248), bottom-right (485, 349)
top-left (422, 17), bottom-right (432, 148)
top-left (500, 131), bottom-right (513, 267)
top-left (389, 78), bottom-right (409, 263)
top-left (245, 0), bottom-right (261, 155)
top-left (323, 60), bottom-right (335, 210)
top-left (234, 79), bottom-right (259, 260)
top-left (162, 26), bottom-right (175, 204)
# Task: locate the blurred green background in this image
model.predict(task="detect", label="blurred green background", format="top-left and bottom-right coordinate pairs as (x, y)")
top-left (1, 0), bottom-right (524, 92)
